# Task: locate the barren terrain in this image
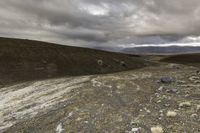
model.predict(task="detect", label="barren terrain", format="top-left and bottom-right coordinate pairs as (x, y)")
top-left (0, 38), bottom-right (200, 133)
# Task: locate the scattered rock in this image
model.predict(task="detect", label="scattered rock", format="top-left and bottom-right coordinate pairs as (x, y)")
top-left (151, 126), bottom-right (164, 133)
top-left (131, 127), bottom-right (139, 132)
top-left (158, 86), bottom-right (164, 91)
top-left (194, 80), bottom-right (200, 84)
top-left (197, 105), bottom-right (200, 112)
top-left (177, 80), bottom-right (186, 84)
top-left (146, 110), bottom-right (151, 113)
top-left (166, 111), bottom-right (177, 117)
top-left (140, 108), bottom-right (151, 114)
top-left (120, 61), bottom-right (126, 67)
top-left (191, 114), bottom-right (198, 119)
top-left (164, 104), bottom-right (170, 107)
top-left (179, 101), bottom-right (192, 108)
top-left (185, 90), bottom-right (190, 94)
top-left (56, 123), bottom-right (64, 133)
top-left (169, 64), bottom-right (181, 69)
top-left (159, 76), bottom-right (175, 84)
top-left (166, 88), bottom-right (178, 94)
top-left (189, 93), bottom-right (200, 100)
top-left (97, 60), bottom-right (103, 66)
top-left (159, 110), bottom-right (164, 117)
top-left (158, 86), bottom-right (178, 94)
top-left (189, 76), bottom-right (199, 81)
top-left (84, 121), bottom-right (89, 124)
top-left (157, 100), bottom-right (162, 103)
top-left (159, 110), bottom-right (164, 113)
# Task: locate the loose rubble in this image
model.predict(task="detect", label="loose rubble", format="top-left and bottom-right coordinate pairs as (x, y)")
top-left (1, 63), bottom-right (200, 133)
top-left (131, 127), bottom-right (139, 132)
top-left (151, 126), bottom-right (164, 133)
top-left (166, 111), bottom-right (177, 117)
top-left (97, 59), bottom-right (103, 66)
top-left (159, 76), bottom-right (175, 84)
top-left (197, 105), bottom-right (200, 112)
top-left (179, 101), bottom-right (192, 108)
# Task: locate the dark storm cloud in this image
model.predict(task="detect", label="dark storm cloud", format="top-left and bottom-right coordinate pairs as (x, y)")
top-left (0, 0), bottom-right (200, 47)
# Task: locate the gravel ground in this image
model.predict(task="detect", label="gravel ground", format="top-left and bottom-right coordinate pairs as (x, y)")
top-left (1, 63), bottom-right (200, 133)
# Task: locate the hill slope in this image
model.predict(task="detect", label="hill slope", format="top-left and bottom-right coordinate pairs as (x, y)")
top-left (160, 53), bottom-right (200, 67)
top-left (0, 37), bottom-right (149, 85)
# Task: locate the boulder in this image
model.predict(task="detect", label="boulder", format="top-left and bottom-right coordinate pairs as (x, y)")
top-left (159, 76), bottom-right (175, 84)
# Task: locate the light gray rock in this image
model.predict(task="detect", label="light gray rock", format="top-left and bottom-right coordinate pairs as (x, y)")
top-left (151, 126), bottom-right (164, 133)
top-left (179, 101), bottom-right (192, 108)
top-left (166, 111), bottom-right (177, 117)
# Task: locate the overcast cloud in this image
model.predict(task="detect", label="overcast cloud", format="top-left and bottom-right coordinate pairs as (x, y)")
top-left (0, 0), bottom-right (200, 48)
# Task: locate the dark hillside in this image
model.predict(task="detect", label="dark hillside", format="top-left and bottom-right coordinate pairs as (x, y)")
top-left (0, 37), bottom-right (149, 85)
top-left (160, 53), bottom-right (200, 67)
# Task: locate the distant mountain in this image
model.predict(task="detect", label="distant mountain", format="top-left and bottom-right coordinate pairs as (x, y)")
top-left (93, 35), bottom-right (200, 54)
top-left (122, 46), bottom-right (200, 54)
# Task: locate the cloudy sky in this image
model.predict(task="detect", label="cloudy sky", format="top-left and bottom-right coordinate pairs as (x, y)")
top-left (0, 0), bottom-right (200, 48)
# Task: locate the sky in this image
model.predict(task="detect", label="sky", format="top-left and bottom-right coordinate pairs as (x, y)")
top-left (0, 0), bottom-right (200, 48)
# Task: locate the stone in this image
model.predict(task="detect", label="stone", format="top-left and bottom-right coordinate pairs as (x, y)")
top-left (179, 101), bottom-right (192, 108)
top-left (120, 61), bottom-right (126, 67)
top-left (158, 86), bottom-right (164, 91)
top-left (169, 64), bottom-right (180, 69)
top-left (164, 104), bottom-right (170, 107)
top-left (189, 76), bottom-right (199, 81)
top-left (97, 60), bottom-right (103, 66)
top-left (157, 100), bottom-right (162, 103)
top-left (151, 126), bottom-right (164, 133)
top-left (194, 80), bottom-right (200, 84)
top-left (160, 77), bottom-right (175, 84)
top-left (177, 80), bottom-right (186, 84)
top-left (197, 105), bottom-right (200, 112)
top-left (158, 86), bottom-right (178, 93)
top-left (166, 111), bottom-right (177, 117)
top-left (166, 88), bottom-right (178, 94)
top-left (146, 110), bottom-right (151, 113)
top-left (131, 127), bottom-right (139, 132)
top-left (191, 114), bottom-right (198, 119)
top-left (56, 123), bottom-right (64, 133)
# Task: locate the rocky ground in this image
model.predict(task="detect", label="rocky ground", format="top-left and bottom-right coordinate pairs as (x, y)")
top-left (0, 62), bottom-right (200, 133)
